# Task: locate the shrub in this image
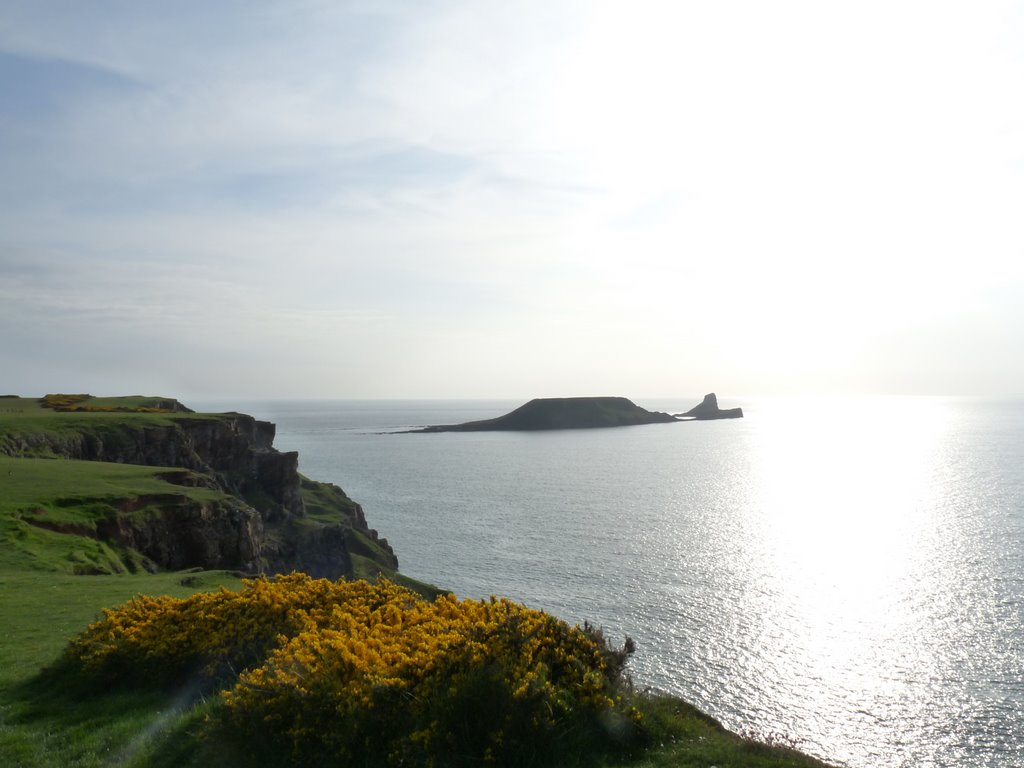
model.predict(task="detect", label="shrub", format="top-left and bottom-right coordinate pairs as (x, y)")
top-left (66, 575), bottom-right (640, 766)
top-left (39, 393), bottom-right (176, 412)
top-left (222, 591), bottom-right (638, 765)
top-left (40, 394), bottom-right (91, 409)
top-left (67, 573), bottom-right (391, 687)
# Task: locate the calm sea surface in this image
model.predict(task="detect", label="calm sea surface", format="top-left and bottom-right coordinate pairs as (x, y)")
top-left (195, 396), bottom-right (1024, 768)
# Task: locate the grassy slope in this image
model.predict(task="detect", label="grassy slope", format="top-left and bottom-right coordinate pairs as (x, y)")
top-left (0, 395), bottom-right (207, 435)
top-left (0, 570), bottom-right (245, 768)
top-left (0, 571), bottom-right (244, 690)
top-left (0, 455), bottom-right (229, 575)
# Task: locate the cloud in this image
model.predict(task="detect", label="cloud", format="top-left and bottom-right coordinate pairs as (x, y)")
top-left (0, 1), bottom-right (1022, 398)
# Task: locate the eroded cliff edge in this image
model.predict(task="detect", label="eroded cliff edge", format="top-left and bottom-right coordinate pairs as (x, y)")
top-left (0, 396), bottom-right (397, 580)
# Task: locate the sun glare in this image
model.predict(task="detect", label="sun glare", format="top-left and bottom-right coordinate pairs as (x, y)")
top-left (747, 395), bottom-right (953, 645)
top-left (728, 396), bottom-right (959, 751)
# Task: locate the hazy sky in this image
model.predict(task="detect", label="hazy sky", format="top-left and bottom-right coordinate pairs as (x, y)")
top-left (2, 1), bottom-right (1022, 400)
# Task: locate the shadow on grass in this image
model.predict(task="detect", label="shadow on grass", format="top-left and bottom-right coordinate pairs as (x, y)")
top-left (3, 665), bottom-right (837, 768)
top-left (1, 659), bottom-right (219, 768)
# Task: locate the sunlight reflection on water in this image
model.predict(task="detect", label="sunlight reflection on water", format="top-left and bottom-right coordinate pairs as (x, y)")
top-left (198, 396), bottom-right (1024, 768)
top-left (736, 397), bottom-right (960, 764)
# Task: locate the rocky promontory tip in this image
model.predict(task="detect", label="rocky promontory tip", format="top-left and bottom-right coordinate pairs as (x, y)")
top-left (414, 396), bottom-right (678, 432)
top-left (676, 393), bottom-right (744, 420)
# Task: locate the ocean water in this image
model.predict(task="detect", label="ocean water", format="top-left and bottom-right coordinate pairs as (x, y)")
top-left (194, 396), bottom-right (1024, 768)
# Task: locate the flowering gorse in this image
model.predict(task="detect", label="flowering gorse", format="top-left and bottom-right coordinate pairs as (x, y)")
top-left (67, 574), bottom-right (640, 766)
top-left (40, 393), bottom-right (175, 412)
top-left (68, 573), bottom-right (379, 686)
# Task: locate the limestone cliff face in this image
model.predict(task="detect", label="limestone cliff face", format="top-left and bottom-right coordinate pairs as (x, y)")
top-left (2, 410), bottom-right (396, 579)
top-left (97, 495), bottom-right (265, 572)
top-left (264, 521), bottom-right (354, 580)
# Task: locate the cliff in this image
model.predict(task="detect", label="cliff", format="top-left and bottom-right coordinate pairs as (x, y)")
top-left (677, 393), bottom-right (744, 420)
top-left (0, 395), bottom-right (397, 579)
top-left (415, 396), bottom-right (678, 432)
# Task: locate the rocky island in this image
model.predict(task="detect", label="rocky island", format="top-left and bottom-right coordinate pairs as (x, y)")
top-left (413, 396), bottom-right (678, 432)
top-left (413, 393), bottom-right (744, 432)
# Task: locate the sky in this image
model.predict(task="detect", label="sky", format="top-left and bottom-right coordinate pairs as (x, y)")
top-left (2, 0), bottom-right (1023, 400)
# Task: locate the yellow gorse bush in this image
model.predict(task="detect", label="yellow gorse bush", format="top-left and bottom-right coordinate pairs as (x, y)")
top-left (68, 573), bottom-right (402, 684)
top-left (40, 393), bottom-right (177, 412)
top-left (67, 575), bottom-right (640, 766)
top-left (40, 393), bottom-right (91, 409)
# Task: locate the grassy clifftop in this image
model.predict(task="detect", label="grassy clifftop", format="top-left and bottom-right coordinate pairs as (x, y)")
top-left (0, 394), bottom-right (403, 581)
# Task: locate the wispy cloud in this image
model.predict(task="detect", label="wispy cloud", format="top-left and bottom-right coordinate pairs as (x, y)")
top-left (1, 1), bottom-right (1022, 398)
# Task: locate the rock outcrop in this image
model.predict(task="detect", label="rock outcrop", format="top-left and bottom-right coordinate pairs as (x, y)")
top-left (415, 396), bottom-right (678, 432)
top-left (677, 393), bottom-right (744, 420)
top-left (97, 495), bottom-right (265, 572)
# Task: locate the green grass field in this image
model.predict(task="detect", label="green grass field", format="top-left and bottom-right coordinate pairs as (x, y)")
top-left (0, 457), bottom-right (222, 513)
top-left (0, 570), bottom-right (244, 689)
top-left (0, 569), bottom-right (245, 768)
top-left (0, 394), bottom-right (196, 424)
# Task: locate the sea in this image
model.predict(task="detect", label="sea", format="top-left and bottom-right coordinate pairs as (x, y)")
top-left (194, 395), bottom-right (1024, 768)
